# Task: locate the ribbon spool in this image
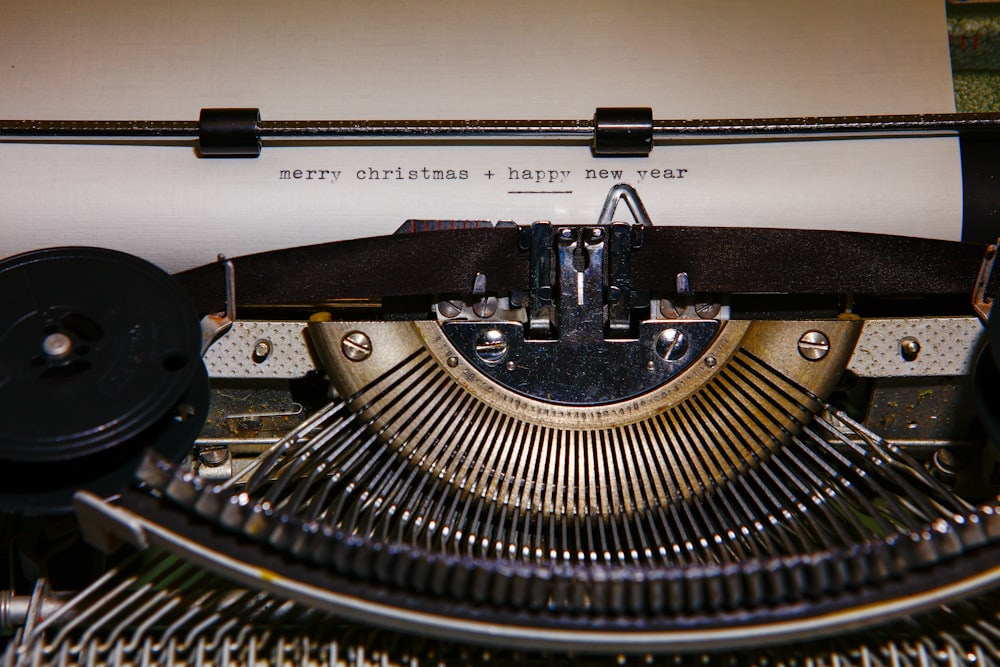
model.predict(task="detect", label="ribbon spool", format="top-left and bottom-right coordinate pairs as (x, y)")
top-left (0, 247), bottom-right (208, 513)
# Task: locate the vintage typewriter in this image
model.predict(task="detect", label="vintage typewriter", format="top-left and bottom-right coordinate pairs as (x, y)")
top-left (6, 2), bottom-right (1000, 664)
top-left (2, 103), bottom-right (1000, 666)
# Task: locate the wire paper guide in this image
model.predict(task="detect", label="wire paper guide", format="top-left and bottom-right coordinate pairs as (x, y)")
top-left (4, 2), bottom-right (1000, 665)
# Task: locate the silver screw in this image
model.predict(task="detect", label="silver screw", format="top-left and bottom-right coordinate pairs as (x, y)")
top-left (588, 227), bottom-right (605, 243)
top-left (654, 328), bottom-right (689, 361)
top-left (437, 300), bottom-right (464, 318)
top-left (475, 329), bottom-right (508, 364)
top-left (797, 331), bottom-right (830, 360)
top-left (341, 331), bottom-right (372, 362)
top-left (558, 227), bottom-right (575, 243)
top-left (900, 337), bottom-right (921, 362)
top-left (251, 338), bottom-right (272, 363)
top-left (505, 360), bottom-right (516, 371)
top-left (198, 446), bottom-right (231, 467)
top-left (704, 355), bottom-right (718, 368)
top-left (447, 356), bottom-right (459, 368)
top-left (473, 296), bottom-right (498, 318)
top-left (41, 332), bottom-right (72, 357)
top-left (932, 447), bottom-right (964, 486)
top-left (659, 299), bottom-right (683, 318)
top-left (695, 302), bottom-right (721, 319)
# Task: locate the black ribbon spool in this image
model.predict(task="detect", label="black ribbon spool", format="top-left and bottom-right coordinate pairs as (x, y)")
top-left (0, 248), bottom-right (208, 513)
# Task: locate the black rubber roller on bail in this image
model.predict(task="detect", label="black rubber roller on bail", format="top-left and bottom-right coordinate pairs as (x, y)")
top-left (0, 247), bottom-right (208, 514)
top-left (197, 108), bottom-right (261, 157)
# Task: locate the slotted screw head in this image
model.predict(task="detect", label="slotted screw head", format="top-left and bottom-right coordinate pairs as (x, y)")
top-left (438, 300), bottom-right (464, 318)
top-left (797, 330), bottom-right (830, 360)
top-left (475, 328), bottom-right (508, 364)
top-left (659, 298), bottom-right (683, 318)
top-left (198, 446), bottom-right (231, 467)
top-left (695, 302), bottom-right (721, 319)
top-left (654, 328), bottom-right (689, 361)
top-left (473, 296), bottom-right (498, 319)
top-left (341, 331), bottom-right (372, 361)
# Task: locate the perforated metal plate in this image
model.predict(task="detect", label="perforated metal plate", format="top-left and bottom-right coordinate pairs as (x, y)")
top-left (203, 321), bottom-right (314, 378)
top-left (847, 317), bottom-right (985, 378)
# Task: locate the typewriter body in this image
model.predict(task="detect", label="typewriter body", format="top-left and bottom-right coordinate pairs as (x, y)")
top-left (4, 2), bottom-right (1000, 665)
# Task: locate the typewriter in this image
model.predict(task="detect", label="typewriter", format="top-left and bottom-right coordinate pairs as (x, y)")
top-left (5, 4), bottom-right (1000, 666)
top-left (2, 115), bottom-right (1000, 665)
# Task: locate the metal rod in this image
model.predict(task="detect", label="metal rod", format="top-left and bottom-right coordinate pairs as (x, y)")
top-left (2, 112), bottom-right (1000, 141)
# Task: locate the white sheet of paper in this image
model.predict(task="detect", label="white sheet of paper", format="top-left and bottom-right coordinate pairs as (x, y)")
top-left (0, 0), bottom-right (960, 271)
